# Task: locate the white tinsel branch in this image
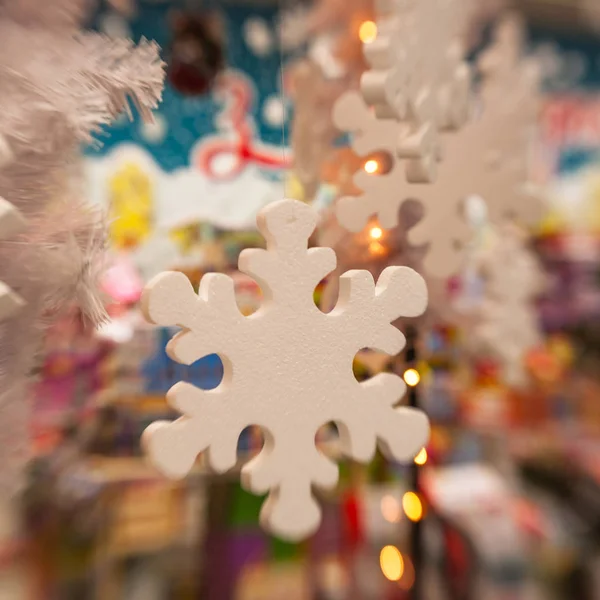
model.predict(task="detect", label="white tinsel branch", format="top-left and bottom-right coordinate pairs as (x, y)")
top-left (0, 0), bottom-right (165, 491)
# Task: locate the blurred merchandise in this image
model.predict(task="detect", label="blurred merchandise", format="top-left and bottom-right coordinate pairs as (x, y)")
top-left (2, 1), bottom-right (600, 599)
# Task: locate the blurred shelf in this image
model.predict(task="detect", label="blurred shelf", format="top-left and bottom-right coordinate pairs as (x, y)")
top-left (85, 456), bottom-right (207, 484)
top-left (83, 438), bottom-right (344, 485)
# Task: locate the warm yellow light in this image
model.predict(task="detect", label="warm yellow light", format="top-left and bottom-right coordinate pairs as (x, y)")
top-left (402, 492), bottom-right (423, 522)
top-left (359, 20), bottom-right (378, 44)
top-left (414, 447), bottom-right (428, 466)
top-left (381, 495), bottom-right (401, 523)
top-left (403, 368), bottom-right (420, 387)
top-left (370, 226), bottom-right (383, 240)
top-left (364, 159), bottom-right (379, 174)
top-left (368, 241), bottom-right (386, 257)
top-left (380, 545), bottom-right (404, 581)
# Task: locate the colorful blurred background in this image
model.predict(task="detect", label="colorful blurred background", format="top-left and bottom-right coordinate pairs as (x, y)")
top-left (3, 0), bottom-right (600, 598)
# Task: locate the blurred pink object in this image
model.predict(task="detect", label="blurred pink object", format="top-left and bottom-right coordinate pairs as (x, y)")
top-left (102, 254), bottom-right (144, 304)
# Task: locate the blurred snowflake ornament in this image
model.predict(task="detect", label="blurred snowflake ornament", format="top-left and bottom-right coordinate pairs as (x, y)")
top-left (288, 60), bottom-right (343, 201)
top-left (470, 224), bottom-right (544, 387)
top-left (333, 91), bottom-right (470, 277)
top-left (318, 198), bottom-right (456, 332)
top-left (360, 0), bottom-right (472, 182)
top-left (476, 13), bottom-right (545, 226)
top-left (333, 13), bottom-right (545, 277)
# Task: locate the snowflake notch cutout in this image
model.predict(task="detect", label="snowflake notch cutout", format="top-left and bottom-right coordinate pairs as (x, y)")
top-left (142, 199), bottom-right (429, 541)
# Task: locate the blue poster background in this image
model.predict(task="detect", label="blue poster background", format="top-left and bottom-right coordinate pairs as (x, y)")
top-left (87, 0), bottom-right (291, 172)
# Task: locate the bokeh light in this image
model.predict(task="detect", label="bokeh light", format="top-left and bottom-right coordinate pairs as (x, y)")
top-left (364, 159), bottom-right (379, 174)
top-left (403, 368), bottom-right (420, 387)
top-left (380, 545), bottom-right (404, 581)
top-left (402, 492), bottom-right (423, 522)
top-left (370, 226), bottom-right (383, 240)
top-left (381, 494), bottom-right (402, 523)
top-left (359, 20), bottom-right (378, 44)
top-left (368, 241), bottom-right (386, 257)
top-left (414, 447), bottom-right (428, 466)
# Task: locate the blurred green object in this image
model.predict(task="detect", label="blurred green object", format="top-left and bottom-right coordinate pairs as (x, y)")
top-left (270, 536), bottom-right (301, 562)
top-left (229, 482), bottom-right (264, 529)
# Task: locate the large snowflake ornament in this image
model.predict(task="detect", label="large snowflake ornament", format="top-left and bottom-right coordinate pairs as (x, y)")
top-left (360, 0), bottom-right (472, 183)
top-left (142, 199), bottom-right (429, 541)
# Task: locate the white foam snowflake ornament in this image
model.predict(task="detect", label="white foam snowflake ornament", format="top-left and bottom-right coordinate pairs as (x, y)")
top-left (141, 199), bottom-right (429, 541)
top-left (333, 15), bottom-right (545, 277)
top-left (472, 225), bottom-right (544, 387)
top-left (333, 91), bottom-right (470, 277)
top-left (360, 0), bottom-right (472, 182)
top-left (475, 13), bottom-right (545, 226)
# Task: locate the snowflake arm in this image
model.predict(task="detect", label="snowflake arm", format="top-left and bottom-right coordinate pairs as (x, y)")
top-left (334, 268), bottom-right (410, 353)
top-left (333, 92), bottom-right (409, 231)
top-left (239, 200), bottom-right (336, 309)
top-left (332, 91), bottom-right (397, 157)
top-left (339, 373), bottom-right (429, 462)
top-left (142, 270), bottom-right (244, 365)
top-left (330, 266), bottom-right (429, 461)
top-left (243, 430), bottom-right (340, 540)
top-left (361, 30), bottom-right (408, 120)
top-left (405, 182), bottom-right (472, 277)
top-left (143, 382), bottom-right (248, 479)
